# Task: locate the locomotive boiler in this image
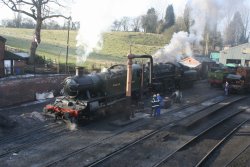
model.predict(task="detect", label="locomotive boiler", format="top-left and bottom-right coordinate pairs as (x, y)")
top-left (44, 64), bottom-right (144, 121)
top-left (44, 62), bottom-right (197, 122)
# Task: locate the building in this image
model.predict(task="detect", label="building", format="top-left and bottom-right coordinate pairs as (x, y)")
top-left (194, 55), bottom-right (216, 79)
top-left (210, 52), bottom-right (220, 63)
top-left (179, 55), bottom-right (216, 79)
top-left (0, 36), bottom-right (28, 77)
top-left (179, 56), bottom-right (201, 68)
top-left (220, 43), bottom-right (250, 66)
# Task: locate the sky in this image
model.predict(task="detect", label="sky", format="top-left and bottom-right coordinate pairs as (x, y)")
top-left (0, 0), bottom-right (186, 22)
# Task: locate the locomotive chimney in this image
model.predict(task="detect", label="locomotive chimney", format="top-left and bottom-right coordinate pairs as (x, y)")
top-left (75, 66), bottom-right (84, 76)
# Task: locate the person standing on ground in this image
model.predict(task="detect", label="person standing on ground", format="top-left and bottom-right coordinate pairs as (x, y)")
top-left (157, 93), bottom-right (163, 115)
top-left (225, 81), bottom-right (229, 96)
top-left (151, 94), bottom-right (160, 117)
top-left (171, 89), bottom-right (182, 103)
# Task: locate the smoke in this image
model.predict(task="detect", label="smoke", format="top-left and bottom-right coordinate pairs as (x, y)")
top-left (72, 0), bottom-right (153, 65)
top-left (153, 31), bottom-right (197, 63)
top-left (71, 0), bottom-right (250, 65)
top-left (153, 0), bottom-right (250, 63)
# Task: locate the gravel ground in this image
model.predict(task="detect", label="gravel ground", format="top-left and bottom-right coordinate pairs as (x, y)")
top-left (0, 80), bottom-right (223, 137)
top-left (3, 79), bottom-right (248, 167)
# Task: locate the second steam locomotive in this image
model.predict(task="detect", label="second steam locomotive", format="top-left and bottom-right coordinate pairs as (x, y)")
top-left (44, 61), bottom-right (197, 122)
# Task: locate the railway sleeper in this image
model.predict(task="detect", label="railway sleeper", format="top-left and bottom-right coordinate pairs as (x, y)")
top-left (178, 96), bottom-right (246, 127)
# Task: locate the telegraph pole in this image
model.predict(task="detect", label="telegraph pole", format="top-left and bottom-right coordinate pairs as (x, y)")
top-left (65, 16), bottom-right (71, 74)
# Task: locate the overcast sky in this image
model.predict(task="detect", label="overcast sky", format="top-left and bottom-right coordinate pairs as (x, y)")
top-left (0, 0), bottom-right (187, 22)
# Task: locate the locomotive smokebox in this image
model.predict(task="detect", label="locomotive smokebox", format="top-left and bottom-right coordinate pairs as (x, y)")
top-left (75, 66), bottom-right (84, 76)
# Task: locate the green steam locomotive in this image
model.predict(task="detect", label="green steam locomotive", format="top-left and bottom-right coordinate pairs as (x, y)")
top-left (44, 62), bottom-right (197, 122)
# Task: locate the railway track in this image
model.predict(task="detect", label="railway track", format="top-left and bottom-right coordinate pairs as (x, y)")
top-left (155, 113), bottom-right (249, 167)
top-left (0, 122), bottom-right (69, 159)
top-left (0, 122), bottom-right (60, 145)
top-left (44, 95), bottom-right (246, 167)
top-left (195, 120), bottom-right (250, 167)
top-left (198, 119), bottom-right (250, 167)
top-left (88, 105), bottom-right (249, 167)
top-left (43, 96), bottom-right (220, 166)
top-left (42, 95), bottom-right (224, 166)
top-left (225, 144), bottom-right (250, 167)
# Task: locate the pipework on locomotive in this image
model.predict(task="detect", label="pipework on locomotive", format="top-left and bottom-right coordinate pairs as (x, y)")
top-left (44, 57), bottom-right (197, 123)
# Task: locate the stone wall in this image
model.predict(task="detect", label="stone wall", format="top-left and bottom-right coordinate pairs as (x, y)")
top-left (0, 74), bottom-right (68, 107)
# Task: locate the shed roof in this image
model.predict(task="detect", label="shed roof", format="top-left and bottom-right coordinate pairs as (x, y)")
top-left (194, 55), bottom-right (215, 63)
top-left (179, 57), bottom-right (201, 68)
top-left (0, 36), bottom-right (6, 43)
top-left (4, 50), bottom-right (26, 60)
top-left (15, 52), bottom-right (30, 58)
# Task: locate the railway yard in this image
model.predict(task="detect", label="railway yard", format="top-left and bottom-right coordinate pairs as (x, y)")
top-left (0, 80), bottom-right (249, 167)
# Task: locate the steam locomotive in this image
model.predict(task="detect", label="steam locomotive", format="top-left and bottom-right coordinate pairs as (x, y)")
top-left (44, 62), bottom-right (197, 122)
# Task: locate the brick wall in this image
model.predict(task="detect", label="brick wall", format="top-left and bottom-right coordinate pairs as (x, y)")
top-left (0, 40), bottom-right (5, 77)
top-left (0, 75), bottom-right (68, 107)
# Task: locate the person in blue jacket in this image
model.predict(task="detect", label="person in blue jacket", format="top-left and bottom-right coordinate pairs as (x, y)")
top-left (157, 93), bottom-right (163, 108)
top-left (151, 94), bottom-right (160, 117)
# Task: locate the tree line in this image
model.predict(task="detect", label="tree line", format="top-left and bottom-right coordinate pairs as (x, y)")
top-left (111, 4), bottom-right (249, 52)
top-left (1, 17), bottom-right (80, 30)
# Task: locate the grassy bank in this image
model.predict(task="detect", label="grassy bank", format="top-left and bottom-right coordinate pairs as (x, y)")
top-left (0, 27), bottom-right (171, 69)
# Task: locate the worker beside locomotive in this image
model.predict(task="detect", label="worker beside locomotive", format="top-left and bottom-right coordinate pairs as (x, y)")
top-left (44, 62), bottom-right (197, 122)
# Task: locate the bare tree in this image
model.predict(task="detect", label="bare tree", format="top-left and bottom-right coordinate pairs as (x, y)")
top-left (111, 19), bottom-right (122, 31)
top-left (131, 16), bottom-right (141, 32)
top-left (183, 3), bottom-right (193, 34)
top-left (13, 3), bottom-right (22, 28)
top-left (1, 0), bottom-right (70, 64)
top-left (240, 7), bottom-right (250, 42)
top-left (120, 17), bottom-right (130, 31)
top-left (224, 11), bottom-right (245, 46)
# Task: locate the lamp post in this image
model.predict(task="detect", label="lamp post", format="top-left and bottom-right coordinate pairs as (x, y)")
top-left (65, 16), bottom-right (71, 74)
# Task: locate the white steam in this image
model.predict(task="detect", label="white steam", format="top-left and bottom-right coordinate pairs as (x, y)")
top-left (71, 0), bottom-right (250, 65)
top-left (72, 0), bottom-right (154, 65)
top-left (153, 0), bottom-right (250, 63)
top-left (153, 32), bottom-right (197, 63)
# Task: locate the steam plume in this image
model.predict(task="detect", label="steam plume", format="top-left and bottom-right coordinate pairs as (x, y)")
top-left (71, 0), bottom-right (250, 65)
top-left (153, 31), bottom-right (197, 63)
top-left (153, 0), bottom-right (250, 63)
top-left (72, 0), bottom-right (153, 65)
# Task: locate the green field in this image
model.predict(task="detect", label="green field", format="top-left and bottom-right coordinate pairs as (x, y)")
top-left (0, 27), bottom-right (171, 69)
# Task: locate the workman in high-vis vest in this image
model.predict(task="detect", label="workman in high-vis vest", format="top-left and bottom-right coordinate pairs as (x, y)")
top-left (151, 94), bottom-right (160, 117)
